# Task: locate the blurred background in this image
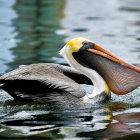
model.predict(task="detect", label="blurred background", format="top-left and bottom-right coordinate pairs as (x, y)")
top-left (0, 0), bottom-right (140, 74)
top-left (0, 0), bottom-right (140, 139)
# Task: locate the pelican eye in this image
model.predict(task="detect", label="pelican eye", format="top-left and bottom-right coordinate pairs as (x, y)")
top-left (82, 41), bottom-right (89, 46)
top-left (80, 41), bottom-right (94, 51)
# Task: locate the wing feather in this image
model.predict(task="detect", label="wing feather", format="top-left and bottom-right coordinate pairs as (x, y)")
top-left (0, 63), bottom-right (87, 101)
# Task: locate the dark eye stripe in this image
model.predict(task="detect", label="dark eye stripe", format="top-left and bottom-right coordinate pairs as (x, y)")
top-left (80, 42), bottom-right (94, 51)
top-left (82, 41), bottom-right (89, 46)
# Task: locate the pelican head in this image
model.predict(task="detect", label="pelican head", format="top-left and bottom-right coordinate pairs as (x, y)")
top-left (60, 37), bottom-right (140, 99)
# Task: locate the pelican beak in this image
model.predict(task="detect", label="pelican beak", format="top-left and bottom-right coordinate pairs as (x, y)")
top-left (72, 40), bottom-right (140, 95)
top-left (88, 44), bottom-right (140, 74)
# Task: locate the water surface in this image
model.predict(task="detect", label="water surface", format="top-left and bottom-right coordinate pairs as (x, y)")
top-left (0, 0), bottom-right (140, 139)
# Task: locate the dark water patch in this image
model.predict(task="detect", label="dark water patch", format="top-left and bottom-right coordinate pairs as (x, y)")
top-left (85, 16), bottom-right (103, 20)
top-left (135, 21), bottom-right (140, 26)
top-left (131, 48), bottom-right (140, 52)
top-left (120, 7), bottom-right (140, 12)
top-left (72, 28), bottom-right (88, 32)
top-left (119, 0), bottom-right (140, 13)
top-left (124, 34), bottom-right (136, 37)
top-left (136, 37), bottom-right (140, 41)
top-left (103, 34), bottom-right (116, 37)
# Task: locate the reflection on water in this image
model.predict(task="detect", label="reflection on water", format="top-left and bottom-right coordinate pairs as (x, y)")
top-left (0, 104), bottom-right (112, 139)
top-left (0, 102), bottom-right (139, 139)
top-left (0, 0), bottom-right (140, 139)
top-left (7, 0), bottom-right (66, 71)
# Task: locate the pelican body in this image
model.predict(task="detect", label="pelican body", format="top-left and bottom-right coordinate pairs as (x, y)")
top-left (0, 63), bottom-right (93, 105)
top-left (0, 37), bottom-right (140, 105)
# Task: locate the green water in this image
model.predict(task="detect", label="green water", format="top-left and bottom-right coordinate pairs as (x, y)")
top-left (0, 0), bottom-right (140, 139)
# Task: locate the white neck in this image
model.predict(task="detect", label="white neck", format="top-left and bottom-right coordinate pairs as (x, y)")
top-left (60, 46), bottom-right (106, 101)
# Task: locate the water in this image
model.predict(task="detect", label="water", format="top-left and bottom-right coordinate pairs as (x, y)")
top-left (0, 0), bottom-right (140, 139)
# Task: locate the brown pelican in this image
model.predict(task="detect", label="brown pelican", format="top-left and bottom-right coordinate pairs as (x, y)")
top-left (0, 37), bottom-right (140, 105)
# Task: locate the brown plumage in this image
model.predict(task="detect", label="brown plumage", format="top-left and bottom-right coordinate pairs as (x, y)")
top-left (0, 63), bottom-right (92, 104)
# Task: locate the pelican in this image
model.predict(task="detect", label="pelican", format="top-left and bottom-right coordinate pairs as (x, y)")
top-left (0, 37), bottom-right (140, 105)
